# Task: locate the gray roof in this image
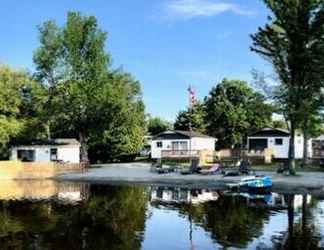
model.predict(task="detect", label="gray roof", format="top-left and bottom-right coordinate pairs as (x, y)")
top-left (13, 138), bottom-right (80, 147)
top-left (249, 127), bottom-right (290, 137)
top-left (153, 130), bottom-right (215, 140)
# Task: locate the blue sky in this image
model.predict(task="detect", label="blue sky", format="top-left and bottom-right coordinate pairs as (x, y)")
top-left (0, 0), bottom-right (272, 121)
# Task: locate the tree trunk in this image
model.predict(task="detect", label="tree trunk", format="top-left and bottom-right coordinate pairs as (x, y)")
top-left (302, 127), bottom-right (309, 168)
top-left (46, 122), bottom-right (51, 140)
top-left (288, 121), bottom-right (296, 175)
top-left (287, 194), bottom-right (295, 247)
top-left (302, 195), bottom-right (307, 231)
top-left (79, 132), bottom-right (89, 165)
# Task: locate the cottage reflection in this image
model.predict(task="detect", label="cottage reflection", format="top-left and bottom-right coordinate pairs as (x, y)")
top-left (150, 186), bottom-right (220, 204)
top-left (227, 192), bottom-right (312, 210)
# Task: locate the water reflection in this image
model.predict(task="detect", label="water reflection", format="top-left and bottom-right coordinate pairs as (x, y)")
top-left (0, 180), bottom-right (89, 202)
top-left (0, 182), bottom-right (323, 249)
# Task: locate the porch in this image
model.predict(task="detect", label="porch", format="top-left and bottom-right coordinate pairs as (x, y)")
top-left (161, 150), bottom-right (200, 158)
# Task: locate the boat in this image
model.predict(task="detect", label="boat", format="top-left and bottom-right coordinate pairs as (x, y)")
top-left (227, 175), bottom-right (272, 192)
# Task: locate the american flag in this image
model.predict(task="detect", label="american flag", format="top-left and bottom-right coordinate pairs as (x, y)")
top-left (188, 85), bottom-right (196, 109)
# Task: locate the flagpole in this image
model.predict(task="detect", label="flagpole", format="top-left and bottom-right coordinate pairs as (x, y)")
top-left (188, 85), bottom-right (193, 166)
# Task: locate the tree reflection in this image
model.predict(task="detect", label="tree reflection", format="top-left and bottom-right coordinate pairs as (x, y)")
top-left (179, 194), bottom-right (270, 249)
top-left (273, 194), bottom-right (321, 250)
top-left (0, 185), bottom-right (148, 250)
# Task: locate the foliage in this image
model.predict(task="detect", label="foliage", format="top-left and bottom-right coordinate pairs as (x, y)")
top-left (0, 65), bottom-right (47, 158)
top-left (272, 120), bottom-right (288, 130)
top-left (88, 71), bottom-right (146, 162)
top-left (251, 0), bottom-right (324, 173)
top-left (0, 185), bottom-right (148, 250)
top-left (146, 116), bottom-right (171, 135)
top-left (33, 12), bottom-right (145, 163)
top-left (174, 101), bottom-right (206, 133)
top-left (204, 79), bottom-right (273, 148)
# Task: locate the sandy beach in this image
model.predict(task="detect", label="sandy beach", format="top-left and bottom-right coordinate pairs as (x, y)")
top-left (57, 162), bottom-right (324, 196)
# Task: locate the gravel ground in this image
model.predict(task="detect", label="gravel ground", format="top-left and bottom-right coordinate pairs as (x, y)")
top-left (57, 162), bottom-right (324, 195)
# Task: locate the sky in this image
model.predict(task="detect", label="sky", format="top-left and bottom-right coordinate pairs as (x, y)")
top-left (0, 0), bottom-right (273, 121)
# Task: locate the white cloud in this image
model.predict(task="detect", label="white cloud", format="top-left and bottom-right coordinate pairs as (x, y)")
top-left (163, 0), bottom-right (253, 20)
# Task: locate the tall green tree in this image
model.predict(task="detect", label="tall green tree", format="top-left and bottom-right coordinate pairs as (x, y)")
top-left (174, 102), bottom-right (206, 133)
top-left (251, 0), bottom-right (324, 173)
top-left (0, 65), bottom-right (46, 158)
top-left (33, 12), bottom-right (145, 163)
top-left (88, 71), bottom-right (145, 162)
top-left (204, 79), bottom-right (273, 148)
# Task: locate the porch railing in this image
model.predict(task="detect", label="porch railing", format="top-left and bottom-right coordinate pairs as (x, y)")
top-left (161, 150), bottom-right (200, 158)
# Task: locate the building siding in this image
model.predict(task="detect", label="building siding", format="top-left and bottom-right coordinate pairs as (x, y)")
top-left (11, 145), bottom-right (80, 163)
top-left (247, 135), bottom-right (311, 159)
top-left (151, 138), bottom-right (215, 159)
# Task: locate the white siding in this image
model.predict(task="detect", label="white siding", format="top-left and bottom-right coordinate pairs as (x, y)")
top-left (247, 135), bottom-right (311, 159)
top-left (191, 138), bottom-right (215, 151)
top-left (151, 139), bottom-right (189, 159)
top-left (151, 137), bottom-right (215, 159)
top-left (57, 147), bottom-right (80, 163)
top-left (10, 145), bottom-right (80, 163)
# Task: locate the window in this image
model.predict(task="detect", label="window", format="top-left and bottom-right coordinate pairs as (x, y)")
top-left (275, 138), bottom-right (283, 145)
top-left (172, 141), bottom-right (188, 150)
top-left (50, 148), bottom-right (58, 161)
top-left (156, 141), bottom-right (163, 148)
top-left (17, 150), bottom-right (35, 162)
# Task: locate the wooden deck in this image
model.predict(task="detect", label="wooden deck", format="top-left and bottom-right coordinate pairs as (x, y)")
top-left (161, 150), bottom-right (200, 159)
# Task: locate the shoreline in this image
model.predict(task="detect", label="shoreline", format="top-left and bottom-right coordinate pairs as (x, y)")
top-left (57, 162), bottom-right (324, 196)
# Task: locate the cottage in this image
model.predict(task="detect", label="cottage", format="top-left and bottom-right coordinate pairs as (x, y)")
top-left (151, 130), bottom-right (216, 159)
top-left (247, 128), bottom-right (311, 159)
top-left (10, 138), bottom-right (80, 163)
top-left (312, 135), bottom-right (324, 159)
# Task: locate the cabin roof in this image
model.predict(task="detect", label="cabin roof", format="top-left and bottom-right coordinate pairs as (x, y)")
top-left (248, 128), bottom-right (290, 137)
top-left (153, 130), bottom-right (215, 140)
top-left (12, 138), bottom-right (80, 147)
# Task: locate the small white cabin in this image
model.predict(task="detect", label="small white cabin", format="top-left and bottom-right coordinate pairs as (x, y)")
top-left (151, 130), bottom-right (216, 159)
top-left (10, 138), bottom-right (80, 163)
top-left (247, 128), bottom-right (311, 159)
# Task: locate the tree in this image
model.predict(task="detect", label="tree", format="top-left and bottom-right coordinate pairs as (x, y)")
top-left (251, 0), bottom-right (324, 173)
top-left (33, 12), bottom-right (145, 163)
top-left (174, 102), bottom-right (206, 133)
top-left (88, 71), bottom-right (146, 162)
top-left (147, 116), bottom-right (171, 135)
top-left (0, 65), bottom-right (47, 158)
top-left (204, 79), bottom-right (273, 148)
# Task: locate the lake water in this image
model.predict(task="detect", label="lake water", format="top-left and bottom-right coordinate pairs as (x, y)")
top-left (0, 180), bottom-right (323, 250)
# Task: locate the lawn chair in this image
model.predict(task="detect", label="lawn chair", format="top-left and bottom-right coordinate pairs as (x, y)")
top-left (150, 160), bottom-right (176, 174)
top-left (239, 159), bottom-right (251, 175)
top-left (277, 160), bottom-right (289, 174)
top-left (200, 163), bottom-right (222, 175)
top-left (181, 159), bottom-right (201, 175)
top-left (223, 159), bottom-right (253, 176)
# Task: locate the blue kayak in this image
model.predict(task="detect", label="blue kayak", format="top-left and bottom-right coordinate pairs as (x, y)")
top-left (228, 176), bottom-right (272, 192)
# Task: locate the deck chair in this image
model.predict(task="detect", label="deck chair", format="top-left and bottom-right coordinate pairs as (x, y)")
top-left (200, 163), bottom-right (222, 175)
top-left (277, 161), bottom-right (289, 174)
top-left (223, 159), bottom-right (253, 176)
top-left (181, 159), bottom-right (200, 175)
top-left (239, 160), bottom-right (250, 175)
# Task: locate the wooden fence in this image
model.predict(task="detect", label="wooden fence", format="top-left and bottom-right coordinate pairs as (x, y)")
top-left (0, 161), bottom-right (84, 180)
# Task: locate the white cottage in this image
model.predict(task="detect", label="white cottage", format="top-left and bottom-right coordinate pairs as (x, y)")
top-left (10, 138), bottom-right (80, 163)
top-left (151, 130), bottom-right (216, 159)
top-left (247, 128), bottom-right (311, 159)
